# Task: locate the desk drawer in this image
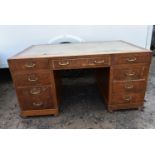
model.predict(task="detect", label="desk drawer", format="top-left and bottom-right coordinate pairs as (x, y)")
top-left (111, 93), bottom-right (145, 105)
top-left (13, 71), bottom-right (51, 86)
top-left (112, 52), bottom-right (151, 65)
top-left (16, 86), bottom-right (55, 110)
top-left (112, 80), bottom-right (146, 93)
top-left (8, 58), bottom-right (49, 72)
top-left (112, 65), bottom-right (148, 81)
top-left (52, 56), bottom-right (110, 70)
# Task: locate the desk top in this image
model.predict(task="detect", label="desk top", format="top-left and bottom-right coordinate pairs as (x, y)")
top-left (12, 40), bottom-right (149, 59)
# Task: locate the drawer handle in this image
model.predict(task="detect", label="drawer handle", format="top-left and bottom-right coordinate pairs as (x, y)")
top-left (94, 60), bottom-right (105, 64)
top-left (28, 76), bottom-right (38, 82)
top-left (25, 63), bottom-right (36, 68)
top-left (126, 57), bottom-right (137, 62)
top-left (125, 72), bottom-right (135, 76)
top-left (124, 84), bottom-right (134, 89)
top-left (30, 88), bottom-right (41, 95)
top-left (32, 102), bottom-right (43, 107)
top-left (58, 61), bottom-right (69, 66)
top-left (123, 96), bottom-right (132, 102)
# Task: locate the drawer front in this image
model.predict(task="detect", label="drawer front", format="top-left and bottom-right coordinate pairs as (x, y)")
top-left (13, 71), bottom-right (51, 86)
top-left (52, 56), bottom-right (110, 70)
top-left (16, 86), bottom-right (55, 110)
top-left (8, 58), bottom-right (49, 72)
top-left (112, 80), bottom-right (146, 93)
top-left (52, 59), bottom-right (81, 70)
top-left (112, 65), bottom-right (149, 81)
top-left (111, 93), bottom-right (145, 105)
top-left (112, 52), bottom-right (151, 65)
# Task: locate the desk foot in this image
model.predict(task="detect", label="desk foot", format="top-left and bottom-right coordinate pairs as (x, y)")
top-left (54, 112), bottom-right (59, 116)
top-left (138, 106), bottom-right (145, 111)
top-left (108, 108), bottom-right (113, 113)
top-left (20, 114), bottom-right (28, 119)
top-left (53, 110), bottom-right (59, 116)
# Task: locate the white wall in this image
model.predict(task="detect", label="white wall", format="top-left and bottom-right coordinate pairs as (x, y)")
top-left (0, 25), bottom-right (153, 68)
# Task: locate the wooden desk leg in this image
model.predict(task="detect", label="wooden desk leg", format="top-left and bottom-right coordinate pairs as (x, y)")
top-left (51, 70), bottom-right (60, 116)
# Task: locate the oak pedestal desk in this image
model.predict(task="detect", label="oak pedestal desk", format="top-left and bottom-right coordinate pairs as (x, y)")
top-left (8, 41), bottom-right (152, 117)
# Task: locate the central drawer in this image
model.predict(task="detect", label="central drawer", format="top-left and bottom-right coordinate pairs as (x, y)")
top-left (51, 56), bottom-right (110, 70)
top-left (16, 86), bottom-right (55, 110)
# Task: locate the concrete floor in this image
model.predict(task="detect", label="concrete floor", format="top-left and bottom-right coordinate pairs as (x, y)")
top-left (0, 57), bottom-right (155, 129)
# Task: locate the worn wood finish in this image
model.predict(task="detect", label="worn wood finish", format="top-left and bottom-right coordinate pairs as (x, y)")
top-left (16, 86), bottom-right (55, 110)
top-left (21, 109), bottom-right (58, 117)
top-left (8, 41), bottom-right (152, 117)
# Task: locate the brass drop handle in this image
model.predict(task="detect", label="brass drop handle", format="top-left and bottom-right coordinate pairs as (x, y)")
top-left (58, 61), bottom-right (69, 66)
top-left (32, 102), bottom-right (43, 107)
top-left (94, 60), bottom-right (105, 64)
top-left (25, 63), bottom-right (36, 68)
top-left (125, 72), bottom-right (135, 76)
top-left (28, 76), bottom-right (38, 82)
top-left (123, 96), bottom-right (132, 102)
top-left (124, 84), bottom-right (134, 89)
top-left (30, 88), bottom-right (41, 95)
top-left (126, 57), bottom-right (137, 62)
